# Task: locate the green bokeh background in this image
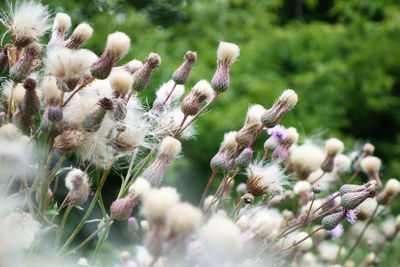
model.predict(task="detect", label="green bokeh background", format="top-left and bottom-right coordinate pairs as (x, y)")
top-left (1, 0), bottom-right (400, 265)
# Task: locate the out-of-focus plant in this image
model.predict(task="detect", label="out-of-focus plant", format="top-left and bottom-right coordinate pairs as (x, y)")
top-left (0, 1), bottom-right (399, 267)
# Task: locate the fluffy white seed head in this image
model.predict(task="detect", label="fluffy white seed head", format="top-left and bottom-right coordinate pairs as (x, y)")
top-left (361, 156), bottom-right (381, 174)
top-left (295, 232), bottom-right (313, 251)
top-left (53, 13), bottom-right (71, 33)
top-left (289, 143), bottom-right (325, 179)
top-left (245, 104), bottom-right (266, 129)
top-left (65, 168), bottom-right (88, 190)
top-left (71, 23), bottom-right (93, 42)
top-left (363, 143), bottom-right (375, 154)
top-left (0, 212), bottom-right (41, 252)
top-left (356, 198), bottom-right (377, 218)
top-left (203, 195), bottom-right (219, 211)
top-left (155, 80), bottom-right (185, 103)
top-left (384, 178), bottom-right (400, 194)
top-left (325, 138), bottom-right (344, 156)
top-left (106, 32), bottom-right (131, 58)
top-left (285, 127), bottom-right (299, 145)
top-left (166, 202), bottom-right (201, 238)
top-left (109, 69), bottom-right (133, 96)
top-left (140, 220), bottom-right (150, 231)
top-left (236, 215), bottom-right (249, 230)
top-left (365, 253), bottom-right (376, 264)
top-left (41, 76), bottom-right (61, 103)
top-left (220, 131), bottom-right (238, 155)
top-left (279, 89), bottom-right (298, 108)
top-left (317, 242), bottom-right (342, 262)
top-left (294, 181), bottom-right (312, 195)
top-left (302, 252), bottom-right (316, 264)
top-left (124, 59), bottom-right (143, 74)
top-left (247, 162), bottom-right (288, 195)
top-left (249, 209), bottom-right (282, 237)
top-left (159, 136), bottom-right (181, 158)
top-left (199, 215), bottom-right (242, 258)
top-left (1, 1), bottom-right (50, 46)
top-left (217, 41), bottom-right (240, 65)
top-left (45, 47), bottom-right (97, 79)
top-left (129, 177), bottom-right (151, 199)
top-left (12, 83), bottom-right (25, 106)
top-left (191, 80), bottom-right (214, 102)
top-left (334, 154), bottom-right (351, 173)
top-left (77, 258), bottom-right (89, 266)
top-left (143, 187), bottom-right (180, 223)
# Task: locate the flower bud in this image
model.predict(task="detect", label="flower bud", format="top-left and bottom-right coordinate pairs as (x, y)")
top-left (131, 53), bottom-right (161, 91)
top-left (242, 192), bottom-right (254, 204)
top-left (90, 32), bottom-right (130, 79)
top-left (64, 23), bottom-right (93, 49)
top-left (341, 188), bottom-right (377, 210)
top-left (10, 42), bottom-right (42, 82)
top-left (211, 42), bottom-right (240, 93)
top-left (142, 137), bottom-right (181, 186)
top-left (261, 89), bottom-right (298, 128)
top-left (21, 78), bottom-right (40, 116)
top-left (110, 194), bottom-right (136, 221)
top-left (82, 97), bottom-right (114, 132)
top-left (235, 104), bottom-right (265, 147)
top-left (321, 138), bottom-right (344, 172)
top-left (181, 80), bottom-right (213, 116)
top-left (361, 156), bottom-right (382, 187)
top-left (172, 51), bottom-right (197, 84)
top-left (47, 104), bottom-right (63, 122)
top-left (312, 184), bottom-right (322, 194)
top-left (210, 151), bottom-right (230, 173)
top-left (339, 183), bottom-right (367, 195)
top-left (322, 210), bottom-right (345, 230)
top-left (235, 147), bottom-right (253, 169)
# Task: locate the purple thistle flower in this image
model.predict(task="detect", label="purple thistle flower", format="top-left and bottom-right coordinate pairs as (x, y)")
top-left (329, 223), bottom-right (344, 237)
top-left (345, 209), bottom-right (357, 224)
top-left (267, 125), bottom-right (287, 140)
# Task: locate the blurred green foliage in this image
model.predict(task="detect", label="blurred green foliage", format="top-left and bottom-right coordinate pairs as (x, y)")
top-left (1, 0), bottom-right (400, 264)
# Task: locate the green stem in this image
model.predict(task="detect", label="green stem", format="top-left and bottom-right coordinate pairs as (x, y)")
top-left (56, 160), bottom-right (113, 257)
top-left (342, 204), bottom-right (379, 262)
top-left (65, 216), bottom-right (115, 257)
top-left (54, 203), bottom-right (73, 253)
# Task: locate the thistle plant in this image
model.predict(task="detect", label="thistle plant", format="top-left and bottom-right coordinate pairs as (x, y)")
top-left (0, 2), bottom-right (399, 267)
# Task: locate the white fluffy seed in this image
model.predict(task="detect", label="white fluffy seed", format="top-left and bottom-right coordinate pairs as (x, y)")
top-left (217, 41), bottom-right (240, 65)
top-left (159, 136), bottom-right (181, 157)
top-left (106, 31), bottom-right (130, 58)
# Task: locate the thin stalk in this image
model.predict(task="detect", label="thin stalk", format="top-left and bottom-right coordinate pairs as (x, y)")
top-left (121, 144), bottom-right (157, 197)
top-left (342, 204), bottom-right (379, 262)
top-left (261, 150), bottom-right (269, 162)
top-left (249, 125), bottom-right (264, 147)
top-left (230, 198), bottom-right (244, 218)
top-left (66, 216), bottom-right (115, 257)
top-left (161, 82), bottom-right (177, 106)
top-left (199, 171), bottom-right (216, 207)
top-left (6, 81), bottom-right (16, 122)
top-left (56, 160), bottom-right (113, 257)
top-left (304, 193), bottom-right (316, 222)
top-left (311, 171), bottom-right (326, 184)
top-left (177, 92), bottom-right (219, 135)
top-left (312, 192), bottom-right (340, 214)
top-left (2, 176), bottom-right (15, 197)
top-left (91, 220), bottom-right (112, 262)
top-left (62, 77), bottom-right (94, 107)
top-left (279, 226), bottom-right (323, 255)
top-left (54, 203), bottom-right (73, 252)
top-left (336, 224), bottom-right (351, 261)
top-left (346, 170), bottom-right (359, 184)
